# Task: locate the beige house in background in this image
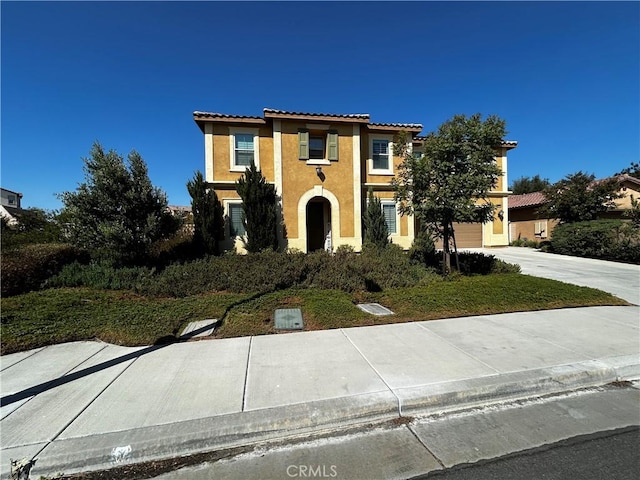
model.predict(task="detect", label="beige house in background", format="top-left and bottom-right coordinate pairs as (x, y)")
top-left (194, 108), bottom-right (517, 253)
top-left (507, 174), bottom-right (640, 242)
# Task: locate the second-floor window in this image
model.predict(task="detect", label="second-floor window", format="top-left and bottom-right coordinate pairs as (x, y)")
top-left (230, 128), bottom-right (260, 171)
top-left (372, 140), bottom-right (389, 170)
top-left (309, 136), bottom-right (325, 160)
top-left (299, 130), bottom-right (339, 162)
top-left (234, 134), bottom-right (254, 167)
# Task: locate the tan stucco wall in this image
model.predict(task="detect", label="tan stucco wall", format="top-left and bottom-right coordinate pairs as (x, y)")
top-left (210, 124), bottom-right (273, 183)
top-left (509, 207), bottom-right (559, 242)
top-left (280, 122), bottom-right (356, 243)
top-left (615, 182), bottom-right (640, 210)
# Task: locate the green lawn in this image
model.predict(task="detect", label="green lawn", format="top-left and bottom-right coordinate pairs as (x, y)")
top-left (0, 274), bottom-right (628, 355)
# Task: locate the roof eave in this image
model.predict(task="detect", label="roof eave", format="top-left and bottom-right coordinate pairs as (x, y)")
top-left (263, 110), bottom-right (369, 123)
top-left (367, 124), bottom-right (423, 133)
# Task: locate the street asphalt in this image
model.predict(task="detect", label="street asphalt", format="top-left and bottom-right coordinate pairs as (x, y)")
top-left (1, 248), bottom-right (639, 478)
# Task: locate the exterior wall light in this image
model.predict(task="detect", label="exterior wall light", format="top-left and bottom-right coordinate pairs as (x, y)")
top-left (316, 166), bottom-right (322, 176)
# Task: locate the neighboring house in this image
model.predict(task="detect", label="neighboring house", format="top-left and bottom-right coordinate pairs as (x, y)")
top-left (598, 174), bottom-right (640, 219)
top-left (193, 108), bottom-right (517, 253)
top-left (507, 174), bottom-right (640, 242)
top-left (507, 192), bottom-right (558, 242)
top-left (167, 205), bottom-right (194, 234)
top-left (0, 187), bottom-right (23, 226)
top-left (167, 205), bottom-right (192, 218)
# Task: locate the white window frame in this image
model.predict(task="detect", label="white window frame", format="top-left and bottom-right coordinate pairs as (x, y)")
top-left (369, 135), bottom-right (394, 175)
top-left (380, 199), bottom-right (399, 235)
top-left (224, 199), bottom-right (246, 238)
top-left (229, 127), bottom-right (260, 172)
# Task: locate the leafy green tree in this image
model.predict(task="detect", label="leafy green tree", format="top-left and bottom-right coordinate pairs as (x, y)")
top-left (625, 195), bottom-right (640, 227)
top-left (541, 171), bottom-right (621, 223)
top-left (58, 142), bottom-right (179, 264)
top-left (616, 161), bottom-right (640, 179)
top-left (1, 208), bottom-right (62, 249)
top-left (363, 189), bottom-right (389, 249)
top-left (187, 171), bottom-right (224, 255)
top-left (393, 114), bottom-right (506, 273)
top-left (235, 161), bottom-right (278, 252)
top-left (510, 175), bottom-right (551, 194)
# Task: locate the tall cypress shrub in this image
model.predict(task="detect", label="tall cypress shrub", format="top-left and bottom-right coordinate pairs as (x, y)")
top-left (363, 189), bottom-right (389, 249)
top-left (235, 162), bottom-right (278, 252)
top-left (187, 171), bottom-right (224, 255)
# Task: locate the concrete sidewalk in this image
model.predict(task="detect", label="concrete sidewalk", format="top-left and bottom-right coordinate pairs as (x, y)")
top-left (1, 305), bottom-right (639, 478)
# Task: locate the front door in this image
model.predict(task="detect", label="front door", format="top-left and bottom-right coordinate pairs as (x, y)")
top-left (306, 198), bottom-right (331, 252)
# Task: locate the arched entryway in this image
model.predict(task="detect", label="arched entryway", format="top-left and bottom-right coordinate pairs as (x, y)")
top-left (306, 197), bottom-right (332, 252)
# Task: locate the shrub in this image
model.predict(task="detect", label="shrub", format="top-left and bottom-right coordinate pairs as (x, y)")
top-left (47, 261), bottom-right (155, 291)
top-left (510, 238), bottom-right (539, 248)
top-left (550, 219), bottom-right (640, 263)
top-left (409, 231), bottom-right (438, 267)
top-left (235, 162), bottom-right (278, 253)
top-left (435, 251), bottom-right (521, 275)
top-left (489, 258), bottom-right (522, 274)
top-left (1, 244), bottom-right (89, 297)
top-left (148, 231), bottom-right (197, 267)
top-left (363, 190), bottom-right (390, 249)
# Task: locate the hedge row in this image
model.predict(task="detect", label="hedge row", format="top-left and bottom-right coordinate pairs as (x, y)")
top-left (549, 220), bottom-right (640, 264)
top-left (1, 244), bottom-right (89, 297)
top-left (46, 245), bottom-right (519, 298)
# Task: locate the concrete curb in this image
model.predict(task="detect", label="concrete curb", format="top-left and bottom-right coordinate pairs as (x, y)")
top-left (30, 356), bottom-right (640, 477)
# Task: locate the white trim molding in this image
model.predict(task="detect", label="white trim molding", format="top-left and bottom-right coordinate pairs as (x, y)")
top-left (352, 124), bottom-right (362, 244)
top-left (296, 186), bottom-right (341, 253)
top-left (273, 120), bottom-right (285, 247)
top-left (205, 123), bottom-right (214, 183)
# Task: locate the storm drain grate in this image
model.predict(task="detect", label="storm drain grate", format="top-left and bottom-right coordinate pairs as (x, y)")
top-left (356, 303), bottom-right (394, 316)
top-left (274, 309), bottom-right (304, 330)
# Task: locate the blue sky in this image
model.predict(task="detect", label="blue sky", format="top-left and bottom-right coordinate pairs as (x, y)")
top-left (2, 1), bottom-right (638, 210)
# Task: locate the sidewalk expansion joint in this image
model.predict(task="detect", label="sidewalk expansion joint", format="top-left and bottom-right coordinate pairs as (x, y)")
top-left (1, 344), bottom-right (110, 421)
top-left (241, 337), bottom-right (253, 412)
top-left (406, 423), bottom-right (446, 469)
top-left (339, 329), bottom-right (404, 417)
top-left (0, 347), bottom-right (46, 373)
top-left (30, 347), bottom-right (143, 464)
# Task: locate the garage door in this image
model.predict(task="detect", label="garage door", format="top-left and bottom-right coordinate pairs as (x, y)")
top-left (435, 222), bottom-right (483, 249)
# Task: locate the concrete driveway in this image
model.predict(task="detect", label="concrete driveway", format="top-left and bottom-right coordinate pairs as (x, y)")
top-left (477, 247), bottom-right (640, 305)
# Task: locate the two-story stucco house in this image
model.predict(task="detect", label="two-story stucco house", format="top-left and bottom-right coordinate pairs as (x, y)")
top-left (193, 108), bottom-right (517, 253)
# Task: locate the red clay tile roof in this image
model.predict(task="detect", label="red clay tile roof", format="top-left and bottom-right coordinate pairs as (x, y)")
top-left (369, 122), bottom-right (423, 130)
top-left (615, 174), bottom-right (640, 187)
top-left (263, 108), bottom-right (370, 122)
top-left (508, 192), bottom-right (548, 209)
top-left (193, 111), bottom-right (264, 121)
